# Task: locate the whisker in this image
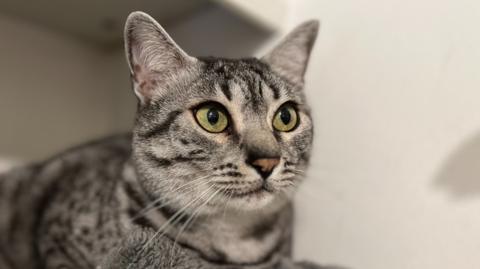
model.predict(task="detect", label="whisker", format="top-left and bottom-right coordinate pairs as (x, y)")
top-left (278, 176), bottom-right (297, 182)
top-left (277, 181), bottom-right (296, 188)
top-left (130, 174), bottom-right (210, 220)
top-left (143, 186), bottom-right (213, 245)
top-left (128, 186), bottom-right (215, 267)
top-left (283, 168), bottom-right (306, 176)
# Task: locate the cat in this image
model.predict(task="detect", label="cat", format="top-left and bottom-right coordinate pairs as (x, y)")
top-left (0, 11), bottom-right (326, 269)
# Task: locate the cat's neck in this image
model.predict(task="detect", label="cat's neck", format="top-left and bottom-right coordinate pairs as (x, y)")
top-left (186, 204), bottom-right (293, 264)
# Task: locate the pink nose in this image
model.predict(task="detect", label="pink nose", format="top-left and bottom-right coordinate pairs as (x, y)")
top-left (249, 158), bottom-right (280, 179)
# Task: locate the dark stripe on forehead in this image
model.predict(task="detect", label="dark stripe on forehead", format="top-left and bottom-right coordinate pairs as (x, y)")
top-left (256, 72), bottom-right (280, 99)
top-left (268, 81), bottom-right (281, 99)
top-left (249, 76), bottom-right (264, 107)
top-left (233, 70), bottom-right (266, 110)
top-left (247, 60), bottom-right (282, 99)
top-left (219, 80), bottom-right (232, 101)
top-left (258, 80), bottom-right (263, 98)
top-left (243, 74), bottom-right (255, 102)
top-left (201, 58), bottom-right (236, 101)
top-left (200, 57), bottom-right (284, 100)
top-left (139, 110), bottom-right (182, 139)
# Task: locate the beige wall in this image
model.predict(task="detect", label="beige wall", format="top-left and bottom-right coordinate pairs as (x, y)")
top-left (0, 14), bottom-right (121, 162)
top-left (287, 0), bottom-right (480, 269)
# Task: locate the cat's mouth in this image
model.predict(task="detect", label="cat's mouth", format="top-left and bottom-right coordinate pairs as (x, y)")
top-left (216, 184), bottom-right (274, 199)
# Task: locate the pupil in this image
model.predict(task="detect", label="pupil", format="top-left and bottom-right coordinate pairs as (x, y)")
top-left (280, 108), bottom-right (291, 124)
top-left (207, 109), bottom-right (219, 124)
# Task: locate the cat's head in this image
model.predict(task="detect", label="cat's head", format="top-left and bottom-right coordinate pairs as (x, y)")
top-left (124, 12), bottom-right (318, 214)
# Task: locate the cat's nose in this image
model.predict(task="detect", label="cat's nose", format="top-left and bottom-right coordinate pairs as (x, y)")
top-left (248, 157), bottom-right (280, 180)
top-left (243, 128), bottom-right (281, 179)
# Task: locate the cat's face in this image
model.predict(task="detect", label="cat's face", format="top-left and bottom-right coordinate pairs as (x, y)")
top-left (125, 12), bottom-right (318, 214)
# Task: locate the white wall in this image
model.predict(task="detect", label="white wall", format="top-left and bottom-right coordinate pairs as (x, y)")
top-left (287, 1), bottom-right (480, 269)
top-left (0, 14), bottom-right (120, 162)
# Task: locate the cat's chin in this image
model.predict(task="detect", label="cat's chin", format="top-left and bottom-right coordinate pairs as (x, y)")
top-left (222, 189), bottom-right (290, 212)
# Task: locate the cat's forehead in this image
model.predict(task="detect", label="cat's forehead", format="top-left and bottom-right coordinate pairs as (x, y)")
top-left (195, 57), bottom-right (301, 111)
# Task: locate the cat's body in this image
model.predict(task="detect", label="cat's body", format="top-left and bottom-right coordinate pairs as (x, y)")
top-left (0, 11), bottom-right (323, 269)
top-left (0, 135), bottom-right (293, 268)
top-left (0, 135), bottom-right (132, 268)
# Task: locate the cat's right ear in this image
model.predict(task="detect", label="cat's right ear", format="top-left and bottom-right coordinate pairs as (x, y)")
top-left (262, 20), bottom-right (319, 87)
top-left (124, 11), bottom-right (196, 105)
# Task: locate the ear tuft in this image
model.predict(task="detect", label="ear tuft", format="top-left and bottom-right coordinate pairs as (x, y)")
top-left (124, 11), bottom-right (195, 104)
top-left (262, 20), bottom-right (319, 86)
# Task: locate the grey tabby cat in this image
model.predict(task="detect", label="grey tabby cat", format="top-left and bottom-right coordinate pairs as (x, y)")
top-left (0, 11), bottom-right (333, 269)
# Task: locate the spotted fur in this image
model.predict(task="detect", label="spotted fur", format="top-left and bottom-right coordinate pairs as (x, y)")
top-left (0, 11), bottom-right (322, 269)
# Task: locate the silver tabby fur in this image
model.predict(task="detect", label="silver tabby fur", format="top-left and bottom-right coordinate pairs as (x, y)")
top-left (0, 11), bottom-right (334, 269)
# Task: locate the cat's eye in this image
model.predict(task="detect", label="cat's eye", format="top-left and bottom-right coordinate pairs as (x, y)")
top-left (273, 104), bottom-right (298, 132)
top-left (195, 103), bottom-right (229, 133)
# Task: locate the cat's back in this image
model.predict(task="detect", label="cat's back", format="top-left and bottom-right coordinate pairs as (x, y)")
top-left (0, 134), bottom-right (132, 268)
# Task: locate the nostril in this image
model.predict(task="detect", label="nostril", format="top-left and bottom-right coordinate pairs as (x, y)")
top-left (255, 167), bottom-right (273, 180)
top-left (249, 158), bottom-right (280, 179)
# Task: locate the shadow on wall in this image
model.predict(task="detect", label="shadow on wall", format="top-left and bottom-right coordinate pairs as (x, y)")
top-left (434, 132), bottom-right (480, 199)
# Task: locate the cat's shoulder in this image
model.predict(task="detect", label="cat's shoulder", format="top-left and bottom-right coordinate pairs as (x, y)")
top-left (1, 133), bottom-right (132, 183)
top-left (53, 133), bottom-right (133, 163)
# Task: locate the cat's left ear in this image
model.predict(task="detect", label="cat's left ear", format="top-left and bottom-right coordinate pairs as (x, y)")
top-left (262, 20), bottom-right (319, 87)
top-left (124, 11), bottom-right (196, 104)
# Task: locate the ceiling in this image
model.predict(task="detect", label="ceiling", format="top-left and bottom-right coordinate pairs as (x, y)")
top-left (0, 0), bottom-right (212, 47)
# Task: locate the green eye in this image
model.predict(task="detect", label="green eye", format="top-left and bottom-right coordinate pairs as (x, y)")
top-left (195, 103), bottom-right (229, 133)
top-left (273, 104), bottom-right (298, 132)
